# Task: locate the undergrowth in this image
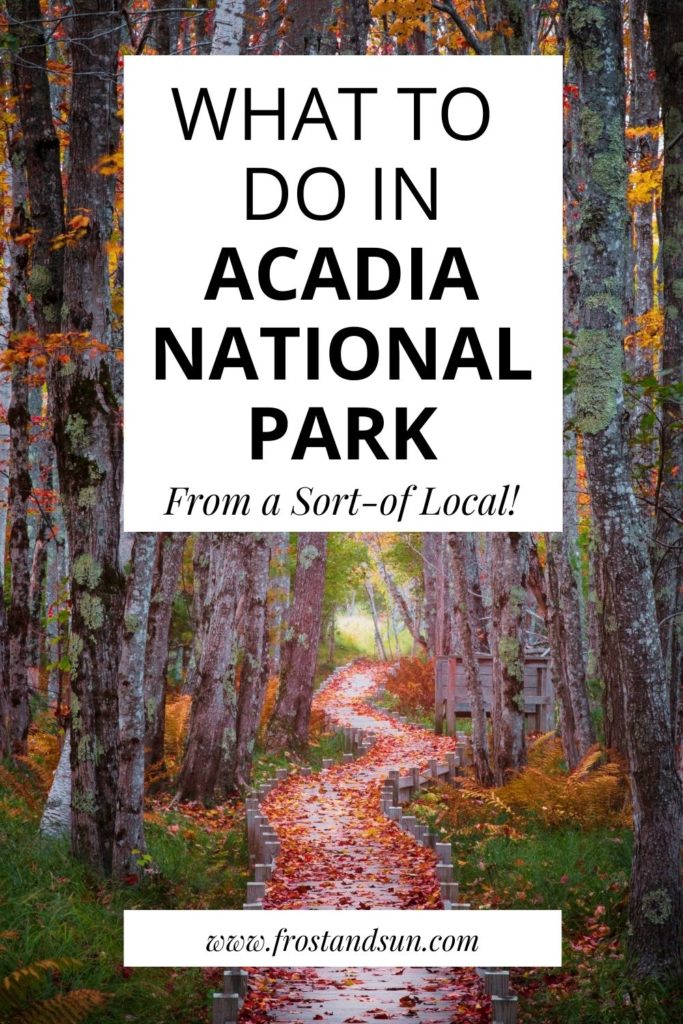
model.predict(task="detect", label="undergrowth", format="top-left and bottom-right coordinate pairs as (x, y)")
top-left (411, 735), bottom-right (683, 1024)
top-left (0, 701), bottom-right (345, 1023)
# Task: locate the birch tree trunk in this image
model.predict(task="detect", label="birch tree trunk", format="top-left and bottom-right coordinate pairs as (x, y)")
top-left (212, 0), bottom-right (246, 54)
top-left (568, 0), bottom-right (683, 976)
top-left (489, 532), bottom-right (529, 783)
top-left (375, 542), bottom-right (428, 654)
top-left (227, 534), bottom-right (271, 791)
top-left (40, 731), bottom-right (71, 838)
top-left (268, 533), bottom-right (327, 751)
top-left (448, 533), bottom-right (493, 785)
top-left (422, 533), bottom-right (440, 657)
top-left (144, 534), bottom-right (186, 766)
top-left (365, 582), bottom-right (387, 661)
top-left (175, 534), bottom-right (246, 803)
top-left (113, 533), bottom-right (156, 879)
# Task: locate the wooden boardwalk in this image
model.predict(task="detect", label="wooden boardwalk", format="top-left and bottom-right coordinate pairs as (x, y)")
top-left (239, 668), bottom-right (489, 1024)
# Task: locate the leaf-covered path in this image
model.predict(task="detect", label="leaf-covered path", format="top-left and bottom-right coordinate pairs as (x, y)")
top-left (241, 664), bottom-right (489, 1023)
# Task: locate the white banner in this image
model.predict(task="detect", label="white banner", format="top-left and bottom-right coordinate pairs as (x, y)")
top-left (124, 55), bottom-right (563, 532)
top-left (124, 908), bottom-right (562, 968)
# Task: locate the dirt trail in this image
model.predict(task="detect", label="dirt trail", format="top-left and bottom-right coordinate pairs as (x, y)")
top-left (241, 664), bottom-right (488, 1024)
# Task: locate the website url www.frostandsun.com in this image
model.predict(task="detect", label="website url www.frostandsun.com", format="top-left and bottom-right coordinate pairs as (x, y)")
top-left (205, 927), bottom-right (479, 957)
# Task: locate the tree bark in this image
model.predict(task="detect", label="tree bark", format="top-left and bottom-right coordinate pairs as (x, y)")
top-left (113, 533), bottom-right (156, 879)
top-left (647, 0), bottom-right (683, 769)
top-left (375, 542), bottom-right (428, 654)
top-left (6, 133), bottom-right (32, 756)
top-left (266, 532), bottom-right (290, 679)
top-left (448, 533), bottom-right (493, 785)
top-left (144, 534), bottom-right (186, 766)
top-left (212, 0), bottom-right (246, 53)
top-left (54, 0), bottom-right (126, 876)
top-left (175, 534), bottom-right (246, 803)
top-left (528, 539), bottom-right (579, 769)
top-left (568, 0), bottom-right (683, 976)
top-left (490, 532), bottom-right (529, 783)
top-left (365, 581), bottom-right (387, 661)
top-left (40, 731), bottom-right (72, 838)
top-left (227, 534), bottom-right (271, 791)
top-left (268, 533), bottom-right (327, 751)
top-left (341, 0), bottom-right (371, 54)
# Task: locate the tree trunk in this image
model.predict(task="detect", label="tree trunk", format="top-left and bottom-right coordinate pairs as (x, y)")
top-left (647, 0), bottom-right (683, 770)
top-left (268, 533), bottom-right (327, 751)
top-left (365, 582), bottom-right (387, 661)
top-left (27, 522), bottom-right (49, 672)
top-left (489, 532), bottom-right (529, 783)
top-left (0, 595), bottom-right (9, 760)
top-left (266, 532), bottom-right (290, 679)
top-left (113, 533), bottom-right (156, 879)
top-left (6, 138), bottom-right (32, 756)
top-left (144, 534), bottom-right (186, 766)
top-left (212, 0), bottom-right (246, 53)
top-left (528, 539), bottom-right (579, 769)
top-left (568, 0), bottom-right (683, 976)
top-left (422, 533), bottom-right (440, 657)
top-left (448, 533), bottom-right (493, 785)
top-left (547, 528), bottom-right (594, 758)
top-left (175, 535), bottom-right (246, 803)
top-left (227, 534), bottom-right (271, 791)
top-left (463, 534), bottom-right (489, 651)
top-left (54, 0), bottom-right (127, 876)
top-left (341, 0), bottom-right (371, 54)
top-left (40, 731), bottom-right (72, 838)
top-left (375, 542), bottom-right (428, 654)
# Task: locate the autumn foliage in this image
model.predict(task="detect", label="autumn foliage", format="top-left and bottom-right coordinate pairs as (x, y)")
top-left (421, 734), bottom-right (630, 837)
top-left (383, 657), bottom-right (435, 716)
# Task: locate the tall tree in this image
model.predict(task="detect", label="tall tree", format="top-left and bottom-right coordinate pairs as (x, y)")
top-left (448, 533), bottom-right (493, 785)
top-left (6, 132), bottom-right (32, 755)
top-left (113, 532), bottom-right (156, 879)
top-left (175, 534), bottom-right (246, 803)
top-left (647, 0), bottom-right (683, 764)
top-left (227, 534), bottom-right (271, 791)
top-left (489, 532), bottom-right (529, 783)
top-left (266, 532), bottom-right (290, 679)
top-left (57, 0), bottom-right (126, 875)
top-left (8, 0), bottom-right (125, 874)
top-left (268, 533), bottom-right (328, 751)
top-left (567, 0), bottom-right (683, 975)
top-left (144, 534), bottom-right (186, 766)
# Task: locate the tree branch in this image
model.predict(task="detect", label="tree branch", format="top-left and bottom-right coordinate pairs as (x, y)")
top-left (432, 1), bottom-right (484, 54)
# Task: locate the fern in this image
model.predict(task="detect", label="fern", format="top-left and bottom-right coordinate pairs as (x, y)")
top-left (0, 958), bottom-right (79, 1014)
top-left (14, 989), bottom-right (107, 1024)
top-left (0, 767), bottom-right (43, 814)
top-left (422, 737), bottom-right (630, 833)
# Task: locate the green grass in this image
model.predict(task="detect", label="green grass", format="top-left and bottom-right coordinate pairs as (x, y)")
top-left (0, 727), bottom-right (348, 1024)
top-left (251, 729), bottom-right (347, 784)
top-left (335, 613), bottom-right (413, 660)
top-left (0, 783), bottom-right (243, 1023)
top-left (412, 790), bottom-right (683, 1024)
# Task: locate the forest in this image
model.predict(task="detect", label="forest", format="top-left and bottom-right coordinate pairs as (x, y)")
top-left (0, 1), bottom-right (682, 1023)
